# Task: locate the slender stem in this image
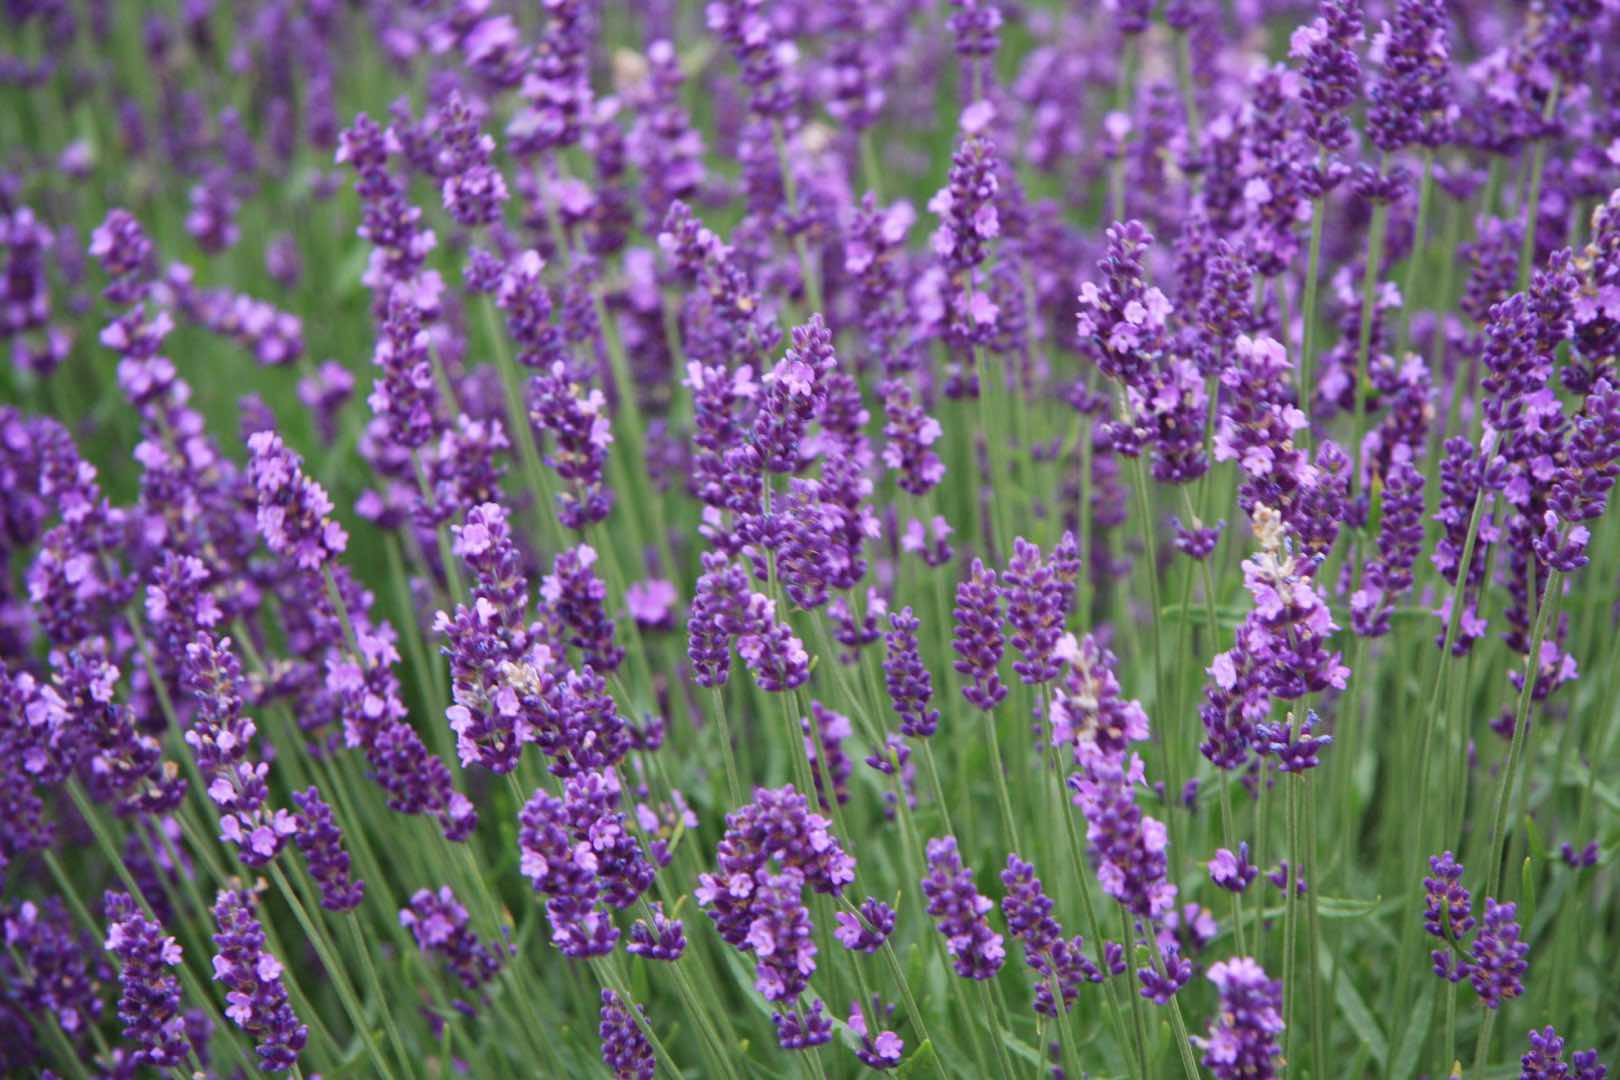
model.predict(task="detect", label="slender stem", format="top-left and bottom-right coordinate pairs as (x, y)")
top-left (1172, 32), bottom-right (1202, 183)
top-left (1298, 163), bottom-right (1328, 436)
top-left (1144, 946), bottom-right (1201, 1080)
top-left (1395, 151), bottom-right (1436, 357)
top-left (709, 686), bottom-right (744, 807)
top-left (267, 863), bottom-right (399, 1080)
top-left (481, 297), bottom-right (562, 551)
top-left (1516, 80), bottom-right (1563, 292)
top-left (1481, 569), bottom-right (1560, 900)
top-left (1352, 174), bottom-right (1391, 509)
top-left (982, 706), bottom-right (1022, 852)
top-left (1217, 776), bottom-right (1249, 956)
top-left (770, 120), bottom-right (824, 316)
top-left (1120, 909), bottom-right (1152, 1079)
top-left (975, 979), bottom-right (1019, 1080)
top-left (1470, 1006), bottom-right (1498, 1079)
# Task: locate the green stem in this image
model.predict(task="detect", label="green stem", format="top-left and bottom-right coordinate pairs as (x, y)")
top-left (1516, 81), bottom-right (1563, 292)
top-left (1481, 569), bottom-right (1561, 900)
top-left (1395, 151), bottom-right (1436, 357)
top-left (1352, 174), bottom-right (1391, 509)
top-left (770, 120), bottom-right (824, 316)
top-left (266, 862), bottom-right (399, 1080)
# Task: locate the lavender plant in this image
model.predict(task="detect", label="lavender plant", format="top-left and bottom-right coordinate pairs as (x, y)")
top-left (2, 1), bottom-right (1618, 1077)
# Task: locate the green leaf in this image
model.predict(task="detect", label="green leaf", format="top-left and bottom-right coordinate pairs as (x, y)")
top-left (1239, 894), bottom-right (1386, 928)
top-left (894, 1039), bottom-right (938, 1079)
top-left (1320, 951), bottom-right (1387, 1069)
top-left (1520, 854), bottom-right (1537, 934)
top-left (1524, 813), bottom-right (1548, 862)
top-left (1388, 981), bottom-right (1436, 1080)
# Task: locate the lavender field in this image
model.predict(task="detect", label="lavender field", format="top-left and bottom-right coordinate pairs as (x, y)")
top-left (2, 0), bottom-right (1618, 1076)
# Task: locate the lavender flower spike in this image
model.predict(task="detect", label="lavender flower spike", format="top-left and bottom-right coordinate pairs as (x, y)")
top-left (104, 891), bottom-right (191, 1069)
top-left (210, 887), bottom-right (308, 1072)
top-left (1192, 956), bottom-right (1284, 1079)
top-left (952, 558), bottom-right (1007, 710)
top-left (921, 835), bottom-right (1005, 980)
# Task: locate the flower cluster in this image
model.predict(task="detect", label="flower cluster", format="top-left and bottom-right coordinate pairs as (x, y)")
top-left (921, 835), bottom-right (1005, 980)
top-left (696, 786), bottom-right (854, 1009)
top-left (518, 769), bottom-right (654, 958)
top-left (211, 887), bottom-right (308, 1072)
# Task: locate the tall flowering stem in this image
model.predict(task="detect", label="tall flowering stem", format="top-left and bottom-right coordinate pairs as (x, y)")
top-left (1482, 568), bottom-right (1561, 903)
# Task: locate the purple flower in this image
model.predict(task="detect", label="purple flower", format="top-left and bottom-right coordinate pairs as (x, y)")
top-left (290, 788), bottom-right (364, 913)
top-left (530, 360), bottom-right (616, 529)
top-left (1049, 632), bottom-right (1150, 764)
top-left (182, 633), bottom-right (295, 867)
top-left (1423, 851), bottom-right (1476, 983)
top-left (246, 431), bottom-right (348, 570)
top-left (1255, 710), bottom-right (1334, 774)
top-left (735, 593), bottom-right (810, 693)
top-left (1520, 1025), bottom-right (1608, 1080)
top-left (599, 989), bottom-right (655, 1080)
top-left (326, 621), bottom-right (478, 840)
top-left (1239, 67), bottom-right (1313, 272)
top-left (518, 783), bottom-right (618, 959)
top-left (296, 361), bottom-right (355, 446)
top-left (1069, 752), bottom-right (1176, 920)
top-left (627, 903), bottom-right (686, 962)
top-left (880, 380), bottom-right (945, 495)
top-left (1001, 534), bottom-right (1080, 685)
top-left (1352, 453), bottom-right (1426, 636)
top-left (1538, 379), bottom-right (1620, 572)
top-left (834, 898), bottom-right (896, 955)
top-left (1560, 841), bottom-right (1599, 869)
top-left (625, 41), bottom-right (707, 224)
top-left (3, 898), bottom-right (109, 1052)
top-left (902, 516), bottom-right (956, 568)
top-left (756, 316), bottom-right (837, 473)
top-left (1192, 957), bottom-right (1284, 1079)
top-left (742, 868), bottom-right (820, 1001)
top-left (399, 886), bottom-right (504, 992)
top-left (519, 770), bottom-right (653, 958)
top-left (89, 208), bottom-right (155, 304)
top-left (55, 646), bottom-right (187, 817)
top-left (930, 101), bottom-right (1002, 358)
top-left (103, 892), bottom-right (190, 1068)
top-left (626, 579), bottom-right (677, 631)
top-left (1368, 0), bottom-right (1454, 152)
top-left (1291, 0), bottom-right (1364, 159)
top-left (952, 559), bottom-right (1007, 711)
top-left (883, 607), bottom-right (940, 739)
top-left (921, 836), bottom-right (1005, 980)
top-left (1001, 854), bottom-right (1101, 1015)
top-left (848, 998), bottom-right (904, 1070)
top-left (437, 502), bottom-right (538, 774)
top-left (434, 93), bottom-right (508, 228)
top-left (1138, 944), bottom-right (1194, 1004)
top-left (660, 203), bottom-right (778, 371)
top-left (1209, 844), bottom-right (1260, 893)
top-left (185, 170), bottom-right (240, 253)
top-left (543, 544), bottom-right (624, 675)
top-left (162, 268), bottom-right (308, 368)
top-left (803, 701), bottom-right (853, 811)
top-left (1470, 898), bottom-right (1528, 1009)
top-left (772, 999), bottom-right (833, 1051)
top-left (211, 888), bottom-right (307, 1072)
top-left (336, 113), bottom-right (440, 298)
top-left (1267, 861), bottom-right (1309, 897)
top-left (696, 785), bottom-right (855, 974)
top-left (1075, 220), bottom-right (1171, 391)
top-left (689, 553), bottom-right (751, 687)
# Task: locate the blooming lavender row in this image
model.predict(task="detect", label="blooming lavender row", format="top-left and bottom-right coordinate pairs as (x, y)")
top-left (4, 0), bottom-right (1620, 1075)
